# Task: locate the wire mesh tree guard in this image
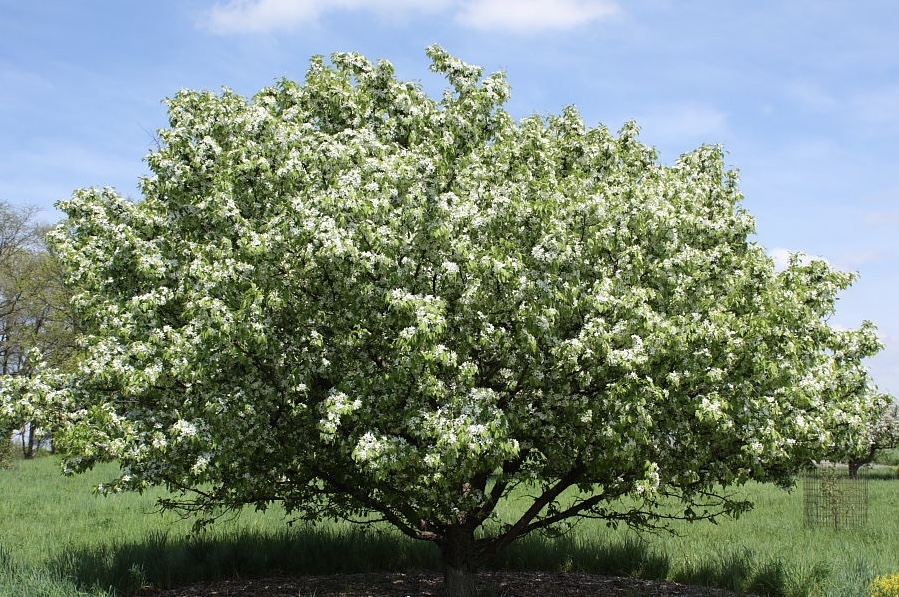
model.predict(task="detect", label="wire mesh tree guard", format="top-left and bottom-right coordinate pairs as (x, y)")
top-left (802, 464), bottom-right (869, 529)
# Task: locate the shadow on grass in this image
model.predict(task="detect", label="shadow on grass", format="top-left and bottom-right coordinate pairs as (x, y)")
top-left (495, 534), bottom-right (670, 580)
top-left (49, 526), bottom-right (439, 595)
top-left (48, 527), bottom-right (674, 596)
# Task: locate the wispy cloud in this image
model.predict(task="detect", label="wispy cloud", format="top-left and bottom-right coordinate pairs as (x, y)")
top-left (785, 83), bottom-right (899, 136)
top-left (0, 68), bottom-right (54, 110)
top-left (454, 0), bottom-right (621, 33)
top-left (0, 140), bottom-right (145, 215)
top-left (837, 249), bottom-right (891, 269)
top-left (634, 103), bottom-right (729, 152)
top-left (861, 188), bottom-right (899, 228)
top-left (202, 0), bottom-right (620, 34)
top-left (852, 85), bottom-right (899, 133)
top-left (769, 246), bottom-right (892, 274)
top-left (865, 210), bottom-right (899, 228)
top-left (204, 0), bottom-right (321, 33)
top-left (785, 80), bottom-right (840, 114)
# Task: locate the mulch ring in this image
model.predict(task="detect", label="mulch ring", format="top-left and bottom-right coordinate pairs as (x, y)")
top-left (136, 571), bottom-right (756, 596)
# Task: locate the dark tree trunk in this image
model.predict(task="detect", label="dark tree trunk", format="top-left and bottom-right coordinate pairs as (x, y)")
top-left (848, 445), bottom-right (877, 479)
top-left (438, 526), bottom-right (481, 597)
top-left (847, 459), bottom-right (862, 480)
top-left (22, 423), bottom-right (36, 459)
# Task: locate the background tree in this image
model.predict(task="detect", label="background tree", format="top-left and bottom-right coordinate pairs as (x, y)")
top-left (848, 401), bottom-right (899, 478)
top-left (0, 203), bottom-right (75, 457)
top-left (43, 48), bottom-right (889, 597)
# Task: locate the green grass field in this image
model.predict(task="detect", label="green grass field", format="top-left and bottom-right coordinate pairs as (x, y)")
top-left (1, 453), bottom-right (896, 597)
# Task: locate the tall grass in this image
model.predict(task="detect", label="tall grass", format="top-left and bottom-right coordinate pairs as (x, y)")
top-left (0, 543), bottom-right (104, 597)
top-left (1, 455), bottom-right (896, 596)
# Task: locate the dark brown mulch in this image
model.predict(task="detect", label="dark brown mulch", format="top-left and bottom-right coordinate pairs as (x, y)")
top-left (136, 571), bottom-right (756, 596)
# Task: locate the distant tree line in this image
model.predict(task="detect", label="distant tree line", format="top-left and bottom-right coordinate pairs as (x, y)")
top-left (0, 202), bottom-right (76, 458)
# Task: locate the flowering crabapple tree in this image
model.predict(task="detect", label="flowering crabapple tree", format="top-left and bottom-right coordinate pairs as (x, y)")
top-left (45, 47), bottom-right (888, 596)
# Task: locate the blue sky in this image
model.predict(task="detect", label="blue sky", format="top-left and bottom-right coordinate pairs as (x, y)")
top-left (1, 0), bottom-right (897, 396)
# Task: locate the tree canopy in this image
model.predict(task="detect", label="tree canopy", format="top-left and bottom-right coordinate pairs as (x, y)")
top-left (41, 47), bottom-right (888, 596)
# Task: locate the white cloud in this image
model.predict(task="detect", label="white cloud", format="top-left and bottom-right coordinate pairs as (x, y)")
top-left (768, 248), bottom-right (792, 271)
top-left (201, 0), bottom-right (619, 34)
top-left (202, 0), bottom-right (452, 33)
top-left (205, 0), bottom-right (322, 33)
top-left (454, 0), bottom-right (621, 33)
top-left (768, 247), bottom-right (832, 272)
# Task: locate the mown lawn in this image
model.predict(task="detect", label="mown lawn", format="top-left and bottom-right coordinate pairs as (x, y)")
top-left (1, 454), bottom-right (896, 597)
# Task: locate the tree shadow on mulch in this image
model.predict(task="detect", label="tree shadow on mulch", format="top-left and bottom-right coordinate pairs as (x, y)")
top-left (49, 527), bottom-right (676, 595)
